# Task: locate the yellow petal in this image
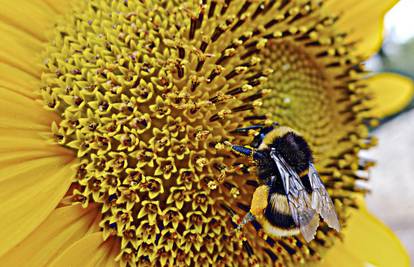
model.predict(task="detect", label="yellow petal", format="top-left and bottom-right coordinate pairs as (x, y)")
top-left (0, 204), bottom-right (100, 267)
top-left (0, 134), bottom-right (72, 157)
top-left (367, 73), bottom-right (414, 118)
top-left (0, 150), bottom-right (65, 168)
top-left (0, 63), bottom-right (39, 99)
top-left (41, 0), bottom-right (73, 15)
top-left (320, 242), bottom-right (362, 267)
top-left (0, 0), bottom-right (58, 41)
top-left (0, 86), bottom-right (58, 129)
top-left (0, 21), bottom-right (43, 77)
top-left (0, 1), bottom-right (73, 77)
top-left (0, 103), bottom-right (71, 158)
top-left (95, 239), bottom-right (121, 267)
top-left (49, 233), bottom-right (119, 267)
top-left (0, 156), bottom-right (76, 257)
top-left (0, 63), bottom-right (60, 132)
top-left (322, 208), bottom-right (410, 267)
top-left (324, 0), bottom-right (398, 58)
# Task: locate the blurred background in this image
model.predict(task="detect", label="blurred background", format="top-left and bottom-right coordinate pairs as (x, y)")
top-left (364, 0), bottom-right (414, 261)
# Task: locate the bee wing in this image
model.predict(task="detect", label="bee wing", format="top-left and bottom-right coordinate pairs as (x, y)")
top-left (308, 163), bottom-right (340, 231)
top-left (270, 151), bottom-right (319, 242)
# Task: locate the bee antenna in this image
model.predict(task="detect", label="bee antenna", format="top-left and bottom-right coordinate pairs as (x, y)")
top-left (224, 141), bottom-right (266, 161)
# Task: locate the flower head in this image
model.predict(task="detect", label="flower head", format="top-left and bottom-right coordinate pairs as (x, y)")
top-left (0, 0), bottom-right (411, 266)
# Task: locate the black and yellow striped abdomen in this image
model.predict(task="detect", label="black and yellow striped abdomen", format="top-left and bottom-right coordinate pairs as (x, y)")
top-left (256, 172), bottom-right (313, 238)
top-left (259, 191), bottom-right (299, 237)
top-left (265, 194), bottom-right (296, 229)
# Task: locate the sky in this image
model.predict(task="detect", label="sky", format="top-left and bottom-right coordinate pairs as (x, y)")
top-left (385, 0), bottom-right (414, 43)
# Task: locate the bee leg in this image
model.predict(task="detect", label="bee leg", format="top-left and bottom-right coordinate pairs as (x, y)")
top-left (224, 141), bottom-right (266, 161)
top-left (237, 212), bottom-right (256, 230)
top-left (242, 239), bottom-right (254, 257)
top-left (220, 205), bottom-right (257, 261)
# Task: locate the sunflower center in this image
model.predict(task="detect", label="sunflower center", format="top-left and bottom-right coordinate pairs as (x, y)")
top-left (40, 0), bottom-right (375, 265)
top-left (40, 0), bottom-right (269, 265)
top-left (261, 41), bottom-right (342, 158)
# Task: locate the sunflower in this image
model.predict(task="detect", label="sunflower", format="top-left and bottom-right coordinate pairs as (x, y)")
top-left (0, 0), bottom-right (411, 266)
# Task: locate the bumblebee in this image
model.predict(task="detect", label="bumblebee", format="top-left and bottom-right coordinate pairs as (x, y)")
top-left (226, 123), bottom-right (340, 242)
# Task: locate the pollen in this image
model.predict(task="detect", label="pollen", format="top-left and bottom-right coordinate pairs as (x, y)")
top-left (41, 0), bottom-right (375, 266)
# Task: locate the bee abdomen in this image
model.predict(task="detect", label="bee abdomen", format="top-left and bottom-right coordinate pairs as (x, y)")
top-left (260, 193), bottom-right (300, 238)
top-left (264, 193), bottom-right (297, 229)
top-left (264, 205), bottom-right (296, 229)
